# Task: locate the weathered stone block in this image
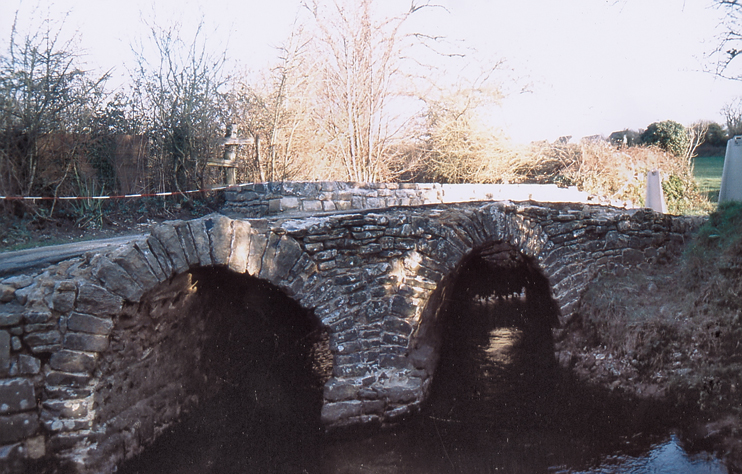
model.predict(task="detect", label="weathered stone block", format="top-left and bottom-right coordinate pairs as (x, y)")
top-left (321, 400), bottom-right (362, 424)
top-left (42, 399), bottom-right (88, 418)
top-left (365, 300), bottom-right (389, 322)
top-left (0, 379), bottom-right (36, 414)
top-left (378, 378), bottom-right (422, 404)
top-left (23, 322), bottom-right (57, 333)
top-left (303, 200), bottom-right (323, 212)
top-left (204, 214), bottom-right (233, 266)
top-left (0, 285), bottom-right (14, 303)
top-left (93, 256), bottom-right (144, 302)
top-left (174, 222), bottom-right (200, 268)
top-left (2, 275), bottom-right (33, 289)
top-left (246, 233), bottom-right (268, 276)
top-left (228, 220), bottom-right (252, 273)
top-left (23, 311), bottom-right (52, 325)
top-left (112, 246), bottom-right (160, 291)
top-left (50, 350), bottom-right (96, 374)
top-left (0, 303), bottom-right (23, 327)
top-left (188, 219), bottom-right (213, 267)
top-left (0, 331), bottom-right (9, 375)
top-left (51, 285), bottom-right (76, 313)
top-left (76, 283), bottom-right (123, 316)
top-left (42, 417), bottom-right (91, 433)
top-left (383, 316), bottom-right (412, 336)
top-left (45, 371), bottom-right (91, 388)
top-left (280, 197), bottom-right (300, 210)
top-left (23, 331), bottom-right (61, 353)
top-left (64, 333), bottom-right (109, 352)
top-left (268, 199), bottom-right (281, 213)
top-left (145, 237), bottom-right (173, 278)
top-left (16, 355), bottom-right (40, 375)
top-left (318, 260), bottom-right (337, 271)
top-left (261, 235), bottom-right (303, 282)
top-left (379, 353), bottom-right (408, 369)
top-left (362, 400), bottom-right (385, 415)
top-left (323, 378), bottom-right (360, 401)
top-left (391, 296), bottom-right (416, 318)
top-left (67, 312), bottom-right (113, 335)
top-left (0, 413), bottom-right (38, 444)
top-left (151, 224), bottom-right (189, 274)
top-left (381, 333), bottom-right (408, 346)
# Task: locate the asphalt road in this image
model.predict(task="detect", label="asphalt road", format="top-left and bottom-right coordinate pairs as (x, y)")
top-left (0, 234), bottom-right (146, 276)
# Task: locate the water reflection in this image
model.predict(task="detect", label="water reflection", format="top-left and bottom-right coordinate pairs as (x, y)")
top-left (320, 293), bottom-right (728, 473)
top-left (119, 282), bottom-right (728, 473)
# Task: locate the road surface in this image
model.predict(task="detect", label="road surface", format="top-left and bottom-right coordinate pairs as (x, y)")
top-left (0, 234), bottom-right (146, 276)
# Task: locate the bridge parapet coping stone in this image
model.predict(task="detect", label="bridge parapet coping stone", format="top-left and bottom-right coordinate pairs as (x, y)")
top-left (222, 181), bottom-right (615, 218)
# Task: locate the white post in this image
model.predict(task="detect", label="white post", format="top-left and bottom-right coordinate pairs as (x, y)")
top-left (719, 136), bottom-right (742, 204)
top-left (646, 169), bottom-right (667, 213)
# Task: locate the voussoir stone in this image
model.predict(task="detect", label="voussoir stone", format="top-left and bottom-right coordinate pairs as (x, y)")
top-left (174, 222), bottom-right (200, 268)
top-left (228, 220), bottom-right (252, 273)
top-left (112, 246), bottom-right (160, 291)
top-left (204, 214), bottom-right (234, 266)
top-left (93, 256), bottom-right (144, 302)
top-left (151, 224), bottom-right (189, 274)
top-left (187, 219), bottom-right (213, 267)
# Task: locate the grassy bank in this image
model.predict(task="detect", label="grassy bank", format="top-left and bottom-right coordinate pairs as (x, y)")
top-left (693, 155), bottom-right (724, 202)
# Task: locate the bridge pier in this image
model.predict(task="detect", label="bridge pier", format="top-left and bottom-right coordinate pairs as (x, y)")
top-left (0, 201), bottom-right (701, 473)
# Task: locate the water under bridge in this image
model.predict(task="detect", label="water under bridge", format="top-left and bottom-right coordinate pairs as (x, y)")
top-left (0, 182), bottom-right (701, 473)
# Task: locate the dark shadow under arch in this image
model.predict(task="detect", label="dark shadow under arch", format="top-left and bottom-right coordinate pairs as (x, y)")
top-left (117, 267), bottom-right (331, 474)
top-left (411, 241), bottom-right (562, 420)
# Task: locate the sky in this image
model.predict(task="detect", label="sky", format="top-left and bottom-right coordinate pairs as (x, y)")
top-left (1, 0), bottom-right (740, 144)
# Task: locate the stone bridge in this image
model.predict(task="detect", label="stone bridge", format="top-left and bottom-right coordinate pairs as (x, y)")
top-left (0, 185), bottom-right (700, 472)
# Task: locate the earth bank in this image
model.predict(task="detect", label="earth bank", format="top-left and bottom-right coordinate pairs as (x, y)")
top-left (554, 203), bottom-right (742, 470)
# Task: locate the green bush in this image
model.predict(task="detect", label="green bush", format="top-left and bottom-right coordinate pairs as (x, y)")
top-left (705, 122), bottom-right (727, 147)
top-left (640, 120), bottom-right (690, 157)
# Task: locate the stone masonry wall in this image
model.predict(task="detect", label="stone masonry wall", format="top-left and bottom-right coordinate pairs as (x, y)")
top-left (0, 201), bottom-right (701, 473)
top-left (222, 181), bottom-right (603, 217)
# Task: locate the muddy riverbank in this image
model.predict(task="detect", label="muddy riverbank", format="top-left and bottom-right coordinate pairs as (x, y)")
top-left (554, 242), bottom-right (742, 471)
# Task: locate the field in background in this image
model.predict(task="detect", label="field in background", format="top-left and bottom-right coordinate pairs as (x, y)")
top-left (693, 155), bottom-right (724, 202)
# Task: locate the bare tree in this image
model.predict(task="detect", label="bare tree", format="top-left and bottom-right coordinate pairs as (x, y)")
top-left (301, 0), bottom-right (435, 182)
top-left (227, 24), bottom-right (321, 182)
top-left (713, 0), bottom-right (742, 79)
top-left (128, 17), bottom-right (229, 193)
top-left (0, 10), bottom-right (108, 209)
top-left (722, 97), bottom-right (742, 137)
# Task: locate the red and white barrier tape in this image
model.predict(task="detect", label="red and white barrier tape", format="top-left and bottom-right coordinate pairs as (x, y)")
top-left (0, 185), bottom-right (240, 201)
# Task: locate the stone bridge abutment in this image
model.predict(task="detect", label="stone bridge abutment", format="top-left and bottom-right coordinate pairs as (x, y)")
top-left (0, 200), bottom-right (700, 472)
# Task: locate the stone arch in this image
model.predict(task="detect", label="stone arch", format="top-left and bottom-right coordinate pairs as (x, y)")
top-left (400, 206), bottom-right (556, 369)
top-left (50, 213), bottom-right (333, 472)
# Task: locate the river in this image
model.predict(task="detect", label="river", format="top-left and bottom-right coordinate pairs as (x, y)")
top-left (119, 280), bottom-right (728, 474)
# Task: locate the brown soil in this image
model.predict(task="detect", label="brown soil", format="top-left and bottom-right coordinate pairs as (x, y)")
top-left (0, 198), bottom-right (218, 252)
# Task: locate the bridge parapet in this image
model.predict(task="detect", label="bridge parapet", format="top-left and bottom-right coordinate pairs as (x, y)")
top-left (0, 201), bottom-right (702, 473)
top-left (222, 181), bottom-right (614, 217)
